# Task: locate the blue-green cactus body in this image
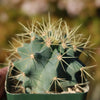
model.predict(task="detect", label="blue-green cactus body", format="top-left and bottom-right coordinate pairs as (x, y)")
top-left (7, 19), bottom-right (90, 94)
top-left (12, 37), bottom-right (84, 93)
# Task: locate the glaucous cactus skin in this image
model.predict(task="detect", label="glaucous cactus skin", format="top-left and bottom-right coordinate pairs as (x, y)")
top-left (7, 17), bottom-right (94, 94)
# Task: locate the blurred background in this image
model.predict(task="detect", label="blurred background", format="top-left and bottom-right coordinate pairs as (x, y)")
top-left (0, 0), bottom-right (100, 100)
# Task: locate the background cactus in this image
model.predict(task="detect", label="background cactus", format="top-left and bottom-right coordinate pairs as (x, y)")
top-left (6, 16), bottom-right (95, 94)
top-left (0, 67), bottom-right (8, 99)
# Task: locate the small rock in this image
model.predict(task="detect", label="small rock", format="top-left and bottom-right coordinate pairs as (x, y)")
top-left (75, 88), bottom-right (82, 93)
top-left (68, 88), bottom-right (76, 93)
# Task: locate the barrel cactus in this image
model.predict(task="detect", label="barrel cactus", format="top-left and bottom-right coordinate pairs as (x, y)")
top-left (6, 16), bottom-right (95, 94)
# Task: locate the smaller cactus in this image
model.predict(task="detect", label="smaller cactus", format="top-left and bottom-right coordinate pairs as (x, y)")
top-left (6, 15), bottom-right (95, 94)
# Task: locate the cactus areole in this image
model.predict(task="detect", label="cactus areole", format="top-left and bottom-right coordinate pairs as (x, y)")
top-left (5, 16), bottom-right (95, 100)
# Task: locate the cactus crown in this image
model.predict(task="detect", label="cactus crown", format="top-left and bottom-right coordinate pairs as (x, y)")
top-left (6, 15), bottom-right (95, 94)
